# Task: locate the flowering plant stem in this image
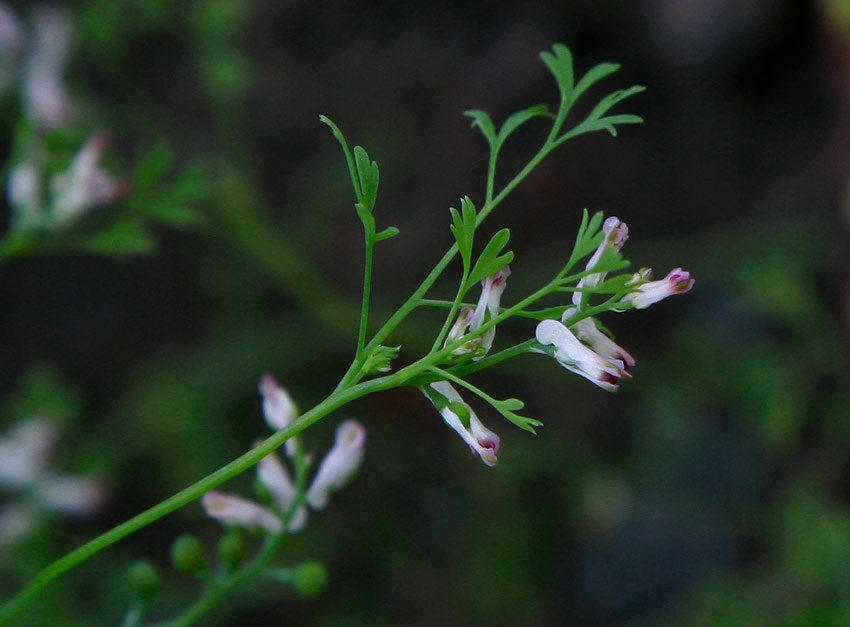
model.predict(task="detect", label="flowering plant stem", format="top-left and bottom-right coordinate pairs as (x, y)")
top-left (0, 43), bottom-right (649, 623)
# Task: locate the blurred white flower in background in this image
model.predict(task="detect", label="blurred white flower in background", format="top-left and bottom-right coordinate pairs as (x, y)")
top-left (0, 417), bottom-right (105, 546)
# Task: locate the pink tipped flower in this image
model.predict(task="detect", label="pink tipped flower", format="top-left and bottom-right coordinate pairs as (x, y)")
top-left (470, 266), bottom-right (511, 358)
top-left (306, 420), bottom-right (366, 510)
top-left (257, 450), bottom-right (307, 532)
top-left (564, 309), bottom-right (636, 369)
top-left (201, 491), bottom-right (282, 535)
top-left (535, 319), bottom-right (629, 392)
top-left (574, 216), bottom-right (629, 309)
top-left (620, 268), bottom-right (694, 309)
top-left (444, 267), bottom-right (511, 359)
top-left (50, 131), bottom-right (129, 220)
top-left (259, 373), bottom-right (298, 456)
top-left (429, 381), bottom-right (500, 466)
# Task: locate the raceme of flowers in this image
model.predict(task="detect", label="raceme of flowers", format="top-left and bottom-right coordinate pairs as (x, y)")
top-left (2, 3), bottom-right (127, 232)
top-left (202, 374), bottom-right (366, 535)
top-left (428, 215), bottom-right (693, 466)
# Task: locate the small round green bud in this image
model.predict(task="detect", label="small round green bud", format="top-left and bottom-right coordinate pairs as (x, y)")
top-left (127, 560), bottom-right (162, 599)
top-left (170, 534), bottom-right (205, 575)
top-left (290, 561), bottom-right (328, 598)
top-left (217, 530), bottom-right (246, 573)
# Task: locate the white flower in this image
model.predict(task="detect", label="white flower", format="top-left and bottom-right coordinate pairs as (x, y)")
top-left (203, 385), bottom-right (366, 533)
top-left (535, 319), bottom-right (629, 392)
top-left (307, 420), bottom-right (366, 510)
top-left (202, 445), bottom-right (308, 536)
top-left (574, 216), bottom-right (628, 309)
top-left (201, 491), bottom-right (283, 535)
top-left (619, 268), bottom-right (694, 309)
top-left (7, 163), bottom-right (43, 219)
top-left (444, 266), bottom-right (511, 359)
top-left (0, 418), bottom-right (56, 488)
top-left (470, 266), bottom-right (511, 358)
top-left (23, 6), bottom-right (72, 129)
top-left (563, 309), bottom-right (635, 369)
top-left (257, 449), bottom-right (307, 532)
top-left (0, 417), bottom-right (104, 545)
top-left (445, 307), bottom-right (479, 356)
top-left (428, 381), bottom-right (500, 466)
top-left (259, 372), bottom-right (298, 456)
top-left (50, 131), bottom-right (129, 220)
top-left (32, 474), bottom-right (104, 516)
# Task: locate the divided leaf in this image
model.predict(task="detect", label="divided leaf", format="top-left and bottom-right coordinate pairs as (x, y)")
top-left (566, 210), bottom-right (605, 269)
top-left (449, 196), bottom-right (476, 272)
top-left (489, 396), bottom-right (543, 434)
top-left (571, 62), bottom-right (621, 105)
top-left (497, 105), bottom-right (551, 145)
top-left (463, 109), bottom-right (497, 149)
top-left (353, 145), bottom-right (379, 211)
top-left (540, 44), bottom-right (574, 99)
top-left (467, 228), bottom-right (513, 289)
top-left (569, 85), bottom-right (646, 138)
top-left (319, 114), bottom-right (362, 203)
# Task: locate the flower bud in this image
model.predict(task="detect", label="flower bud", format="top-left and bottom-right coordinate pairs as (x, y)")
top-left (216, 530), bottom-right (246, 574)
top-left (201, 491), bottom-right (283, 535)
top-left (259, 373), bottom-right (298, 456)
top-left (170, 534), bottom-right (206, 576)
top-left (290, 561), bottom-right (328, 597)
top-left (306, 420), bottom-right (366, 510)
top-left (427, 381), bottom-right (500, 466)
top-left (619, 268), bottom-right (694, 309)
top-left (126, 560), bottom-right (162, 600)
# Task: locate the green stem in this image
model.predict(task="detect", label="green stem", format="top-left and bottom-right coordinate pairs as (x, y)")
top-left (430, 264), bottom-right (471, 353)
top-left (357, 233), bottom-right (375, 358)
top-left (0, 376), bottom-right (388, 624)
top-left (159, 405), bottom-right (313, 626)
top-left (157, 532), bottom-right (283, 627)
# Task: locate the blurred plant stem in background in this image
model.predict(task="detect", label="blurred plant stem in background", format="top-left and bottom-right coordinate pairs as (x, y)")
top-left (189, 0), bottom-right (357, 340)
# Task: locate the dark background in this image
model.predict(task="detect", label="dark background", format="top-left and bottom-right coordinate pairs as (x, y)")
top-left (2, 0), bottom-right (850, 625)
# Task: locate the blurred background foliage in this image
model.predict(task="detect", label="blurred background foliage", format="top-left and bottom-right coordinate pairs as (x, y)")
top-left (1, 0), bottom-right (849, 625)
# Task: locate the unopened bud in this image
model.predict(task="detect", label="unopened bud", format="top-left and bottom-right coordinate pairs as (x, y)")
top-left (290, 561), bottom-right (328, 597)
top-left (170, 534), bottom-right (205, 576)
top-left (127, 560), bottom-right (162, 599)
top-left (217, 530), bottom-right (246, 574)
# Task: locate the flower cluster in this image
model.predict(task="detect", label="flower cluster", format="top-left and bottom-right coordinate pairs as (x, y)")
top-left (202, 374), bottom-right (366, 535)
top-left (2, 3), bottom-right (128, 231)
top-left (427, 216), bottom-right (693, 467)
top-left (535, 216), bottom-right (693, 390)
top-left (8, 131), bottom-right (129, 229)
top-left (0, 417), bottom-right (104, 546)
